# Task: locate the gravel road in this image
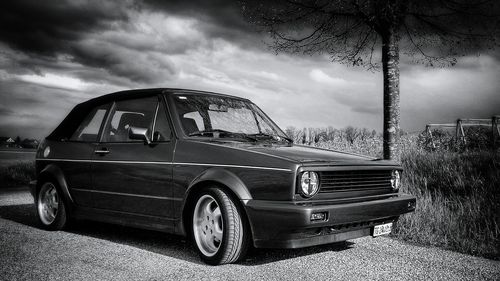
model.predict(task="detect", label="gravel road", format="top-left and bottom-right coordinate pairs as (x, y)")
top-left (0, 187), bottom-right (498, 281)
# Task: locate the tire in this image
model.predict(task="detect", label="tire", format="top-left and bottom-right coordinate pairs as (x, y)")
top-left (36, 181), bottom-right (68, 230)
top-left (191, 187), bottom-right (250, 265)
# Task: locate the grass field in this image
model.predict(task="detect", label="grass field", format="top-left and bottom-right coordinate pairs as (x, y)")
top-left (0, 149), bottom-right (35, 167)
top-left (0, 161), bottom-right (35, 188)
top-left (0, 130), bottom-right (498, 259)
top-left (0, 149), bottom-right (36, 187)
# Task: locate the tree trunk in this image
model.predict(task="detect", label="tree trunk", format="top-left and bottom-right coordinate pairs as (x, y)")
top-left (381, 30), bottom-right (400, 160)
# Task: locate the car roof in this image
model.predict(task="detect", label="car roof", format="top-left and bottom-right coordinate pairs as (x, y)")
top-left (47, 88), bottom-right (251, 141)
top-left (79, 88), bottom-right (250, 107)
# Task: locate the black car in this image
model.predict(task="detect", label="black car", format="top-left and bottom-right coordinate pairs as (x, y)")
top-left (30, 88), bottom-right (416, 265)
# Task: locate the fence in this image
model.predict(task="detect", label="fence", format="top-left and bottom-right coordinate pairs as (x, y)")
top-left (425, 115), bottom-right (500, 149)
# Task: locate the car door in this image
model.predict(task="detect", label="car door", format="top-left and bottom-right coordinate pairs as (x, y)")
top-left (90, 95), bottom-right (175, 219)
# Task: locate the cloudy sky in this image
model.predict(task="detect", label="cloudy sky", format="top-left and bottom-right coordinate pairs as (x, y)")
top-left (0, 0), bottom-right (499, 139)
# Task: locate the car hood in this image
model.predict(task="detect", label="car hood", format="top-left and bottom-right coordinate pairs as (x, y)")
top-left (250, 144), bottom-right (372, 163)
top-left (199, 140), bottom-right (384, 164)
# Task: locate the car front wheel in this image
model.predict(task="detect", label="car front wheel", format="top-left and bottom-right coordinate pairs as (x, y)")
top-left (36, 181), bottom-right (68, 230)
top-left (192, 187), bottom-right (249, 265)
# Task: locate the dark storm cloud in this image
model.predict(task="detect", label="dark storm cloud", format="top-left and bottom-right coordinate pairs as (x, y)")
top-left (70, 41), bottom-right (177, 84)
top-left (0, 0), bottom-right (182, 85)
top-left (143, 0), bottom-right (250, 32)
top-left (0, 0), bottom-right (259, 58)
top-left (142, 0), bottom-right (262, 48)
top-left (0, 0), bottom-right (158, 84)
top-left (0, 79), bottom-right (92, 138)
top-left (0, 0), bottom-right (131, 56)
top-left (0, 45), bottom-right (75, 76)
top-left (0, 105), bottom-right (15, 116)
top-left (0, 0), bottom-right (254, 85)
top-left (0, 79), bottom-right (79, 108)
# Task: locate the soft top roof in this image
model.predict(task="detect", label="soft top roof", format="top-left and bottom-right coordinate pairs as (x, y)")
top-left (78, 88), bottom-right (249, 108)
top-left (47, 88), bottom-right (249, 141)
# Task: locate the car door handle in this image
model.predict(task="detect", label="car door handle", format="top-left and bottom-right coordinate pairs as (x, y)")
top-left (94, 148), bottom-right (110, 155)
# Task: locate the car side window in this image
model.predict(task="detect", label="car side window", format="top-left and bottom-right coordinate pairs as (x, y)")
top-left (70, 104), bottom-right (109, 142)
top-left (102, 96), bottom-right (157, 142)
top-left (152, 99), bottom-right (172, 141)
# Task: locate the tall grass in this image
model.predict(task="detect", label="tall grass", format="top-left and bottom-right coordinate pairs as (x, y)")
top-left (0, 161), bottom-right (35, 188)
top-left (394, 150), bottom-right (499, 259)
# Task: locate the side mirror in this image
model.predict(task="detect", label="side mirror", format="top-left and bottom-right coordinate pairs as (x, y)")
top-left (129, 126), bottom-right (151, 144)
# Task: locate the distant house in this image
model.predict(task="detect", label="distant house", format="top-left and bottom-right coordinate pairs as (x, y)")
top-left (0, 137), bottom-right (15, 148)
top-left (21, 139), bottom-right (40, 149)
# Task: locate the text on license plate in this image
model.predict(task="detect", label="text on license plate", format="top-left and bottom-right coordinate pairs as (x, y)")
top-left (372, 222), bottom-right (393, 237)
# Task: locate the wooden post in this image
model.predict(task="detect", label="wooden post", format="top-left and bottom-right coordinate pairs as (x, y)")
top-left (459, 121), bottom-right (466, 145)
top-left (493, 116), bottom-right (499, 149)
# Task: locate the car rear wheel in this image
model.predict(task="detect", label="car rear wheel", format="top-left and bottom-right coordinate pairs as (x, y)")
top-left (36, 181), bottom-right (68, 230)
top-left (192, 187), bottom-right (249, 265)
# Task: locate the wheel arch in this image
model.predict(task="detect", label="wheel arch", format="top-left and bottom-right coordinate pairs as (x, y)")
top-left (36, 164), bottom-right (74, 206)
top-left (180, 168), bottom-right (253, 240)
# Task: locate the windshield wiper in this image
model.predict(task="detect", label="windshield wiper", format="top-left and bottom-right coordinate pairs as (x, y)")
top-left (189, 129), bottom-right (257, 142)
top-left (189, 129), bottom-right (230, 137)
top-left (248, 133), bottom-right (293, 143)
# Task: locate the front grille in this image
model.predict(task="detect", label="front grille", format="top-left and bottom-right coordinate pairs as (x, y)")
top-left (319, 170), bottom-right (392, 193)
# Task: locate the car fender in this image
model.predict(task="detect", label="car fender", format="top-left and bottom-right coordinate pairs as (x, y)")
top-left (186, 167), bottom-right (252, 200)
top-left (37, 163), bottom-right (74, 204)
top-left (178, 167), bottom-right (252, 236)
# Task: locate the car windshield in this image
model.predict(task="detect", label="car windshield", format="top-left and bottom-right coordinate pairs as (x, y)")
top-left (172, 93), bottom-right (289, 142)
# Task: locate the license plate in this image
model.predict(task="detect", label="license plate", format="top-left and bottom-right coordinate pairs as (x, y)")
top-left (372, 222), bottom-right (393, 237)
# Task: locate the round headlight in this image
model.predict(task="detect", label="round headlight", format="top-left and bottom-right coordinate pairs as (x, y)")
top-left (300, 171), bottom-right (319, 197)
top-left (391, 170), bottom-right (401, 190)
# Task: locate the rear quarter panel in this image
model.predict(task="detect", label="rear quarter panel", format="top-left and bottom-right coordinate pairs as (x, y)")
top-left (36, 140), bottom-right (95, 206)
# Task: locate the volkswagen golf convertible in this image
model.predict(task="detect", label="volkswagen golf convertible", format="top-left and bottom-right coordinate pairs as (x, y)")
top-left (31, 88), bottom-right (416, 265)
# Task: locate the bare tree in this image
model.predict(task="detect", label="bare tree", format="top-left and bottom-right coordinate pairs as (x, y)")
top-left (345, 126), bottom-right (360, 144)
top-left (241, 0), bottom-right (499, 159)
top-left (359, 128), bottom-right (371, 141)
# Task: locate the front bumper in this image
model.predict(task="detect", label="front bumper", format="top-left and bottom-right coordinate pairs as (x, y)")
top-left (244, 193), bottom-right (416, 248)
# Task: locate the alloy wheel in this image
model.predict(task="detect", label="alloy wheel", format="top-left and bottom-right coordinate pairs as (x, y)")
top-left (37, 182), bottom-right (59, 225)
top-left (192, 194), bottom-right (224, 257)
